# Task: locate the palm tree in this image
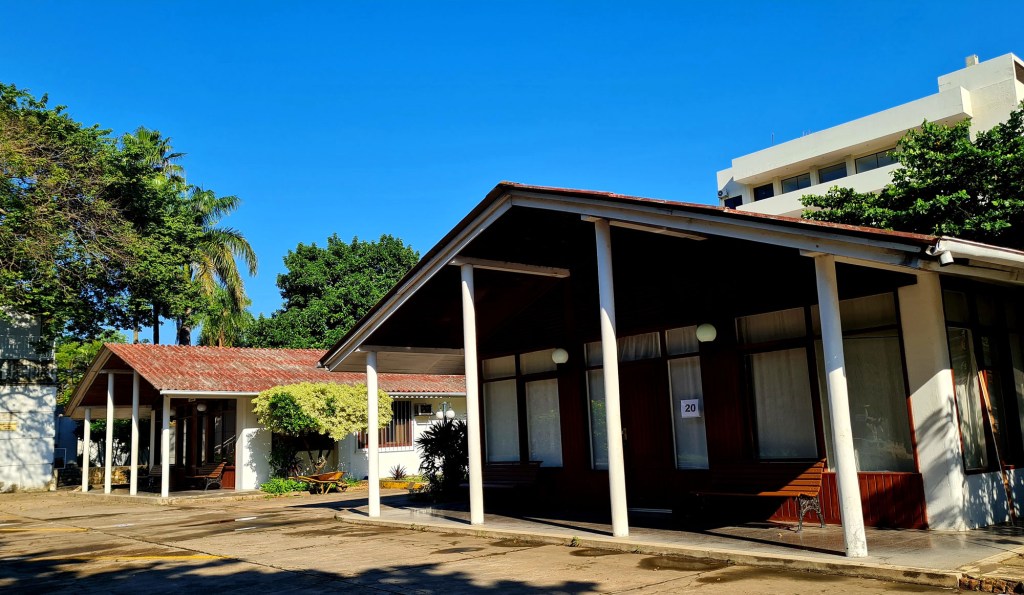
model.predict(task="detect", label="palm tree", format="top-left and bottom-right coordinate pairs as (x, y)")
top-left (198, 286), bottom-right (254, 347)
top-left (176, 186), bottom-right (258, 345)
top-left (121, 127), bottom-right (185, 186)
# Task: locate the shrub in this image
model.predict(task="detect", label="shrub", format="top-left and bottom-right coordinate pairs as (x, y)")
top-left (259, 477), bottom-right (308, 494)
top-left (416, 418), bottom-right (468, 500)
top-left (389, 464), bottom-right (408, 480)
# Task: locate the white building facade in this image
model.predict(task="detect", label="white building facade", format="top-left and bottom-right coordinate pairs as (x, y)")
top-left (0, 313), bottom-right (56, 492)
top-left (717, 53), bottom-right (1024, 217)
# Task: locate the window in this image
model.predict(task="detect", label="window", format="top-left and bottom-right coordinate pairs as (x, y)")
top-left (817, 162), bottom-right (847, 184)
top-left (948, 327), bottom-right (988, 470)
top-left (358, 401), bottom-right (414, 448)
top-left (481, 349), bottom-right (563, 466)
top-left (737, 307), bottom-right (819, 460)
top-left (781, 173), bottom-right (811, 194)
top-left (855, 148), bottom-right (897, 173)
top-left (753, 184), bottom-right (774, 201)
top-left (723, 196), bottom-right (742, 209)
top-left (666, 326), bottom-right (708, 469)
top-left (812, 293), bottom-right (914, 472)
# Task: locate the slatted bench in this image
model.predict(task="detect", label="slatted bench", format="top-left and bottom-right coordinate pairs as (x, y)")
top-left (186, 461), bottom-right (226, 491)
top-left (692, 460), bottom-right (826, 531)
top-left (460, 461), bottom-right (542, 491)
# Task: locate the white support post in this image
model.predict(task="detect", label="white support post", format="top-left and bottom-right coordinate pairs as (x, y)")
top-left (814, 254), bottom-right (868, 558)
top-left (129, 372), bottom-right (140, 495)
top-left (81, 408), bottom-right (91, 492)
top-left (461, 264), bottom-right (485, 525)
top-left (148, 411), bottom-right (156, 473)
top-left (366, 351), bottom-right (381, 517)
top-left (594, 219), bottom-right (629, 538)
top-left (161, 396), bottom-right (171, 498)
top-left (104, 373), bottom-right (115, 494)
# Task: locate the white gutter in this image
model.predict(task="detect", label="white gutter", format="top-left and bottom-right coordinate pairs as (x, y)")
top-left (159, 390), bottom-right (259, 397)
top-left (932, 237), bottom-right (1024, 270)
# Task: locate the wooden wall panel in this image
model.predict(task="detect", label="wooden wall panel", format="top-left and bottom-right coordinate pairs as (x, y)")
top-left (769, 472), bottom-right (927, 529)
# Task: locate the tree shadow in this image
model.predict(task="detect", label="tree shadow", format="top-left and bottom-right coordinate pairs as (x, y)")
top-left (0, 538), bottom-right (597, 594)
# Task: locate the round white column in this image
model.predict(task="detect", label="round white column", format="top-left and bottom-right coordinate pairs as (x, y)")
top-left (367, 351), bottom-right (381, 517)
top-left (81, 408), bottom-right (91, 492)
top-left (461, 263), bottom-right (485, 525)
top-left (129, 372), bottom-right (140, 496)
top-left (104, 373), bottom-right (114, 494)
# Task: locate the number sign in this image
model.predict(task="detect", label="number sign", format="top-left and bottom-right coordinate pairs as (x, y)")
top-left (680, 399), bottom-right (700, 419)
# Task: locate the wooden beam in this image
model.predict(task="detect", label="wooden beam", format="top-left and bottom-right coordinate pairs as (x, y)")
top-left (607, 220), bottom-right (707, 241)
top-left (355, 345), bottom-right (464, 355)
top-left (449, 257), bottom-right (570, 278)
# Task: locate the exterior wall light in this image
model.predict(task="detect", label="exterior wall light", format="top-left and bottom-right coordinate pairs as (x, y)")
top-left (435, 402), bottom-right (456, 420)
top-left (695, 323), bottom-right (718, 343)
top-left (551, 348), bottom-right (569, 364)
top-left (196, 402), bottom-right (208, 412)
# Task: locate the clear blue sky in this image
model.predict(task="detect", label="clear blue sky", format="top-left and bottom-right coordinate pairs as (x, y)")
top-left (2, 2), bottom-right (1020, 341)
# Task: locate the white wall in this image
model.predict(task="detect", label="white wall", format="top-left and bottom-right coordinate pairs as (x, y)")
top-left (0, 385), bottom-right (56, 491)
top-left (235, 397), bottom-right (271, 491)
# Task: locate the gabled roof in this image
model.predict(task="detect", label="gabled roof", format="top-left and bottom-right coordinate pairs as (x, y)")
top-left (320, 181), bottom-right (1024, 372)
top-left (65, 344), bottom-right (465, 417)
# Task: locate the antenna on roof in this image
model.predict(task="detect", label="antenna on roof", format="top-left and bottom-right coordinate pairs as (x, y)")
top-left (966, 54), bottom-right (979, 67)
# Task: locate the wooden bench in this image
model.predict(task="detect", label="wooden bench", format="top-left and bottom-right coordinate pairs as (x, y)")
top-left (292, 471), bottom-right (347, 495)
top-left (145, 466), bottom-right (162, 490)
top-left (186, 462), bottom-right (226, 491)
top-left (460, 461), bottom-right (542, 490)
top-left (692, 460), bottom-right (826, 531)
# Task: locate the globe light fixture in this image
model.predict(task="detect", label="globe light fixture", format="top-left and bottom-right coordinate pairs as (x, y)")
top-left (196, 402), bottom-right (208, 412)
top-left (445, 409), bottom-right (456, 419)
top-left (695, 323), bottom-right (717, 343)
top-left (551, 348), bottom-right (569, 364)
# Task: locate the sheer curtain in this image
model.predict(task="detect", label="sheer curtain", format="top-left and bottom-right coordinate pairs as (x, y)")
top-left (587, 369), bottom-right (608, 469)
top-left (669, 357), bottom-right (709, 469)
top-left (526, 379), bottom-right (563, 467)
top-left (948, 328), bottom-right (988, 470)
top-left (751, 348), bottom-right (818, 459)
top-left (483, 379), bottom-right (520, 462)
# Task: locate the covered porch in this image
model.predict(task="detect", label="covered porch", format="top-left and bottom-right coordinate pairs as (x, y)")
top-left (323, 182), bottom-right (1024, 558)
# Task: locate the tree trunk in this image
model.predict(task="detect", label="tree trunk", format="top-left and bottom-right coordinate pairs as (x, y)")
top-left (152, 304), bottom-right (160, 344)
top-left (177, 319), bottom-right (192, 345)
top-left (132, 326), bottom-right (140, 344)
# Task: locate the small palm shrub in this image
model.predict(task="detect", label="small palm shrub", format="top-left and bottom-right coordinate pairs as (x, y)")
top-left (389, 464), bottom-right (408, 480)
top-left (416, 419), bottom-right (468, 500)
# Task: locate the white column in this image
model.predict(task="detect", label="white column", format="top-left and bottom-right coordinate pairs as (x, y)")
top-left (366, 351), bottom-right (381, 517)
top-left (899, 272), bottom-right (968, 530)
top-left (594, 219), bottom-right (629, 537)
top-left (148, 412), bottom-right (156, 473)
top-left (81, 408), bottom-right (91, 492)
top-left (814, 255), bottom-right (867, 557)
top-left (161, 396), bottom-right (171, 497)
top-left (461, 264), bottom-right (485, 525)
top-left (129, 372), bottom-right (140, 495)
top-left (104, 373), bottom-right (115, 494)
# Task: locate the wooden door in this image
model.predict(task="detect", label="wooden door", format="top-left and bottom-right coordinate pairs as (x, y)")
top-left (619, 359), bottom-right (674, 508)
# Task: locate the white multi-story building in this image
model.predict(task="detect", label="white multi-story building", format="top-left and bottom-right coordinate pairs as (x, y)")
top-left (717, 53), bottom-right (1024, 217)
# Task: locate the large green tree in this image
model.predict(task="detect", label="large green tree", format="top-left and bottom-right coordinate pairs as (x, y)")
top-left (245, 234), bottom-right (418, 349)
top-left (801, 102), bottom-right (1024, 249)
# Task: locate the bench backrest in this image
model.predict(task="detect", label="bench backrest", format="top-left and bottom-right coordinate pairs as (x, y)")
top-left (195, 462), bottom-right (226, 477)
top-left (711, 460), bottom-right (825, 497)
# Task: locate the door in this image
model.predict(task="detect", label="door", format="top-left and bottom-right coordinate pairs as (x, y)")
top-left (618, 359), bottom-right (675, 508)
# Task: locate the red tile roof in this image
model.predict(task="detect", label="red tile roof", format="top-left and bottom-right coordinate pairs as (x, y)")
top-left (104, 344), bottom-right (465, 394)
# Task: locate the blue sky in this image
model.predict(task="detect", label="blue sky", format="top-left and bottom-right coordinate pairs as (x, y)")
top-left (2, 2), bottom-right (1021, 341)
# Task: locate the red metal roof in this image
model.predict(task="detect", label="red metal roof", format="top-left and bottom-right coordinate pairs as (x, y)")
top-left (104, 344), bottom-right (465, 394)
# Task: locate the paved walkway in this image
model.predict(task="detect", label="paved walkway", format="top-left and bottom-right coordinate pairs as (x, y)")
top-left (336, 497), bottom-right (1024, 588)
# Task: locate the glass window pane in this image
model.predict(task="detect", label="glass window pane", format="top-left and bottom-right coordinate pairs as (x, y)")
top-left (876, 150), bottom-right (896, 167)
top-left (781, 174), bottom-right (809, 194)
top-left (980, 335), bottom-right (1010, 457)
top-left (855, 154), bottom-right (877, 173)
top-left (816, 333), bottom-right (915, 471)
top-left (482, 356), bottom-right (516, 380)
top-left (754, 184), bottom-right (774, 201)
top-left (1009, 334), bottom-right (1024, 443)
top-left (737, 307), bottom-right (806, 344)
top-left (669, 358), bottom-right (709, 469)
top-left (948, 328), bottom-right (988, 470)
top-left (943, 291), bottom-right (970, 324)
top-left (526, 379), bottom-right (563, 467)
top-left (584, 342), bottom-right (602, 367)
top-left (666, 326), bottom-right (699, 356)
top-left (618, 332), bottom-right (661, 362)
top-left (520, 349), bottom-right (557, 375)
top-left (751, 348), bottom-right (818, 459)
top-left (976, 294), bottom-right (999, 327)
top-left (818, 162), bottom-right (848, 184)
top-left (483, 380), bottom-right (520, 462)
top-left (587, 369), bottom-right (608, 469)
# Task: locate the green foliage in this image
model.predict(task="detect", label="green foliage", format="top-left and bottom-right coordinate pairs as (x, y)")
top-left (802, 102), bottom-right (1024, 249)
top-left (416, 419), bottom-right (468, 500)
top-left (54, 330), bottom-right (127, 406)
top-left (389, 464), bottom-right (408, 480)
top-left (259, 477), bottom-right (308, 494)
top-left (244, 234), bottom-right (419, 349)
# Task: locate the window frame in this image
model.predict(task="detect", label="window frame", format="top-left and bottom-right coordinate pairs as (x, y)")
top-left (817, 162), bottom-right (848, 184)
top-left (780, 173), bottom-right (812, 194)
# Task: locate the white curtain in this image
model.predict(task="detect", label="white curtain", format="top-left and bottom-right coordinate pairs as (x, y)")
top-left (666, 326), bottom-right (698, 356)
top-left (584, 332), bottom-right (661, 367)
top-left (483, 379), bottom-right (520, 462)
top-left (526, 379), bottom-right (563, 467)
top-left (948, 328), bottom-right (988, 470)
top-left (587, 369), bottom-right (608, 469)
top-left (751, 348), bottom-right (818, 459)
top-left (669, 357), bottom-right (709, 469)
top-left (482, 355), bottom-right (516, 380)
top-left (520, 349), bottom-right (557, 375)
top-left (737, 307), bottom-right (806, 344)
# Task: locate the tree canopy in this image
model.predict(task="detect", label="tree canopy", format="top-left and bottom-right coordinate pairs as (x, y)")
top-left (245, 234), bottom-right (419, 349)
top-left (801, 102), bottom-right (1024, 249)
top-left (0, 83), bottom-right (255, 344)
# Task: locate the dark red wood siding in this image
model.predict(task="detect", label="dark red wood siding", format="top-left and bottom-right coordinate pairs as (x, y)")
top-left (768, 472), bottom-right (927, 528)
